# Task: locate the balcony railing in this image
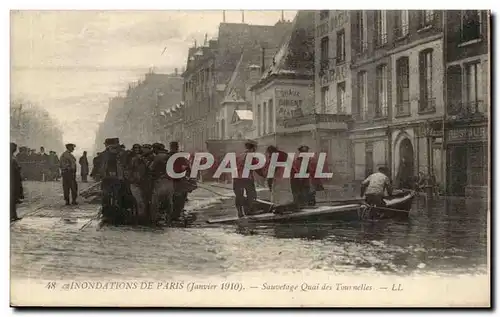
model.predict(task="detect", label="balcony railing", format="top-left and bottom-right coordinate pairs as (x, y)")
top-left (395, 24), bottom-right (409, 38)
top-left (448, 100), bottom-right (486, 118)
top-left (395, 101), bottom-right (411, 117)
top-left (358, 41), bottom-right (368, 54)
top-left (283, 113), bottom-right (353, 128)
top-left (374, 104), bottom-right (388, 118)
top-left (419, 98), bottom-right (436, 113)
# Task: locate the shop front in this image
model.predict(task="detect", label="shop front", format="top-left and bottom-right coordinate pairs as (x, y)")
top-left (446, 124), bottom-right (488, 198)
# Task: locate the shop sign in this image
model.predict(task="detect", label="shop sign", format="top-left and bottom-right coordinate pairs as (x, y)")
top-left (447, 126), bottom-right (487, 142)
top-left (275, 88), bottom-right (305, 123)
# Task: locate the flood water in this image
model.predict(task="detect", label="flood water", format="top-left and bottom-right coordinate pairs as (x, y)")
top-left (10, 183), bottom-right (489, 281)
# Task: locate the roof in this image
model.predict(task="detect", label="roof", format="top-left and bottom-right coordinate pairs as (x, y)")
top-left (251, 11), bottom-right (315, 90)
top-left (232, 110), bottom-right (253, 123)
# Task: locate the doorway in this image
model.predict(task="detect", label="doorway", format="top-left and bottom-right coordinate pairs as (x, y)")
top-left (397, 138), bottom-right (415, 188)
top-left (448, 146), bottom-right (468, 196)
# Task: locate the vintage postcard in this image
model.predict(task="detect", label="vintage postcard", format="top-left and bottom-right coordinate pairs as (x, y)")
top-left (10, 9), bottom-right (490, 307)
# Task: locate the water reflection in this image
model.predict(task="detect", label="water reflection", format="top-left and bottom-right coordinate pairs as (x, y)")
top-left (231, 196), bottom-right (488, 274)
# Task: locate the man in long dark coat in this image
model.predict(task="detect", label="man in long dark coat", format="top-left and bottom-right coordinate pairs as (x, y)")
top-left (11, 142), bottom-right (24, 221)
top-left (79, 151), bottom-right (89, 182)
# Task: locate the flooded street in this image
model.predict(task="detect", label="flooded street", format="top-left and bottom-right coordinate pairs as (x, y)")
top-left (11, 181), bottom-right (488, 282)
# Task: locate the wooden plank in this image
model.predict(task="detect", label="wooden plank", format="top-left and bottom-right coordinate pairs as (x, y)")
top-left (207, 203), bottom-right (362, 224)
top-left (206, 192), bottom-right (415, 225)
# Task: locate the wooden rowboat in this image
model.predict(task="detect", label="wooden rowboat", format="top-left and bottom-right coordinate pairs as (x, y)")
top-left (207, 190), bottom-right (416, 225)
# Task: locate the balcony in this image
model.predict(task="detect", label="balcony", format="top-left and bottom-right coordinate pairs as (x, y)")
top-left (395, 24), bottom-right (409, 40)
top-left (448, 100), bottom-right (487, 119)
top-left (418, 98), bottom-right (436, 114)
top-left (395, 101), bottom-right (411, 117)
top-left (374, 105), bottom-right (388, 119)
top-left (354, 110), bottom-right (368, 122)
top-left (283, 113), bottom-right (353, 128)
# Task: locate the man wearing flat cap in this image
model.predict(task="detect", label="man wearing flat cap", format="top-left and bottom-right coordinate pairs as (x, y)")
top-left (60, 143), bottom-right (78, 205)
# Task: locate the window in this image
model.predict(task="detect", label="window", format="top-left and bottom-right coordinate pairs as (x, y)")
top-left (320, 36), bottom-right (329, 72)
top-left (396, 57), bottom-right (410, 116)
top-left (358, 11), bottom-right (368, 53)
top-left (321, 86), bottom-right (329, 113)
top-left (395, 10), bottom-right (409, 38)
top-left (337, 82), bottom-right (346, 113)
top-left (461, 10), bottom-right (482, 42)
top-left (358, 71), bottom-right (368, 119)
top-left (420, 10), bottom-right (434, 28)
top-left (375, 10), bottom-right (388, 46)
top-left (375, 64), bottom-right (388, 117)
top-left (268, 98), bottom-right (274, 133)
top-left (365, 142), bottom-right (374, 177)
top-left (320, 10), bottom-right (329, 20)
top-left (419, 49), bottom-right (435, 112)
top-left (336, 29), bottom-right (346, 63)
top-left (466, 62), bottom-right (480, 113)
top-left (446, 65), bottom-right (463, 115)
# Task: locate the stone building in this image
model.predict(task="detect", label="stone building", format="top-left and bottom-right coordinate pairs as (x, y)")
top-left (343, 10), bottom-right (446, 187)
top-left (159, 102), bottom-right (185, 149)
top-left (94, 70), bottom-right (183, 149)
top-left (182, 19), bottom-right (291, 152)
top-left (444, 10), bottom-right (489, 197)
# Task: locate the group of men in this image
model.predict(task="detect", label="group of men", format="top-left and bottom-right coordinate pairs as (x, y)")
top-left (93, 138), bottom-right (194, 226)
top-left (232, 141), bottom-right (324, 217)
top-left (15, 146), bottom-right (61, 181)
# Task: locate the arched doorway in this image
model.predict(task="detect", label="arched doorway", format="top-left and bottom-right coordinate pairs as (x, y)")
top-left (397, 138), bottom-right (415, 189)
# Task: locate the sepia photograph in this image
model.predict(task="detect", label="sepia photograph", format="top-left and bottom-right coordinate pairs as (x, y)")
top-left (9, 8), bottom-right (490, 307)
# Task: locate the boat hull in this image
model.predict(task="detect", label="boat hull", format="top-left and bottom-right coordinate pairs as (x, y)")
top-left (207, 191), bottom-right (415, 225)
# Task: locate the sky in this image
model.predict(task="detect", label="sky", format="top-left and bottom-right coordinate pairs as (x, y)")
top-left (10, 10), bottom-right (297, 155)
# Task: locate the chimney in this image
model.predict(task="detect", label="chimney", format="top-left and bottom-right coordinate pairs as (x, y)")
top-left (223, 10), bottom-right (226, 23)
top-left (281, 10), bottom-right (284, 22)
top-left (174, 68), bottom-right (178, 76)
top-left (241, 10), bottom-right (245, 23)
top-left (248, 64), bottom-right (261, 86)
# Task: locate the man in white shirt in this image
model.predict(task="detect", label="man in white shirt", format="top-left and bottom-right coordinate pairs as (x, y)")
top-left (361, 167), bottom-right (392, 207)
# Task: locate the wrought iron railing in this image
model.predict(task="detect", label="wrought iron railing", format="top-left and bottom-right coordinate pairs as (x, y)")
top-left (419, 98), bottom-right (436, 113)
top-left (395, 101), bottom-right (411, 116)
top-left (448, 100), bottom-right (486, 117)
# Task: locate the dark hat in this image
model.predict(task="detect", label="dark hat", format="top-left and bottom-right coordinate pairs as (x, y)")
top-left (142, 144), bottom-right (152, 149)
top-left (132, 143), bottom-right (141, 149)
top-left (65, 143), bottom-right (76, 148)
top-left (266, 145), bottom-right (278, 153)
top-left (104, 138), bottom-right (120, 146)
top-left (169, 141), bottom-right (179, 148)
top-left (244, 139), bottom-right (258, 148)
top-left (298, 145), bottom-right (310, 152)
top-left (152, 143), bottom-right (165, 150)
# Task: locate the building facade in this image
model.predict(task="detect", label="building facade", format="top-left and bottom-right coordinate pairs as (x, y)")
top-left (344, 10), bottom-right (447, 188)
top-left (182, 20), bottom-right (291, 153)
top-left (444, 10), bottom-right (489, 197)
